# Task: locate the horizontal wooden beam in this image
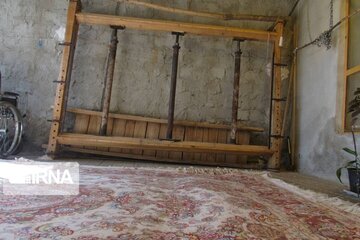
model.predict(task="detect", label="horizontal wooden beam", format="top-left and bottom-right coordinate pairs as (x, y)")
top-left (122, 0), bottom-right (286, 23)
top-left (67, 108), bottom-right (264, 132)
top-left (63, 146), bottom-right (264, 169)
top-left (76, 13), bottom-right (277, 41)
top-left (347, 65), bottom-right (360, 76)
top-left (58, 133), bottom-right (274, 156)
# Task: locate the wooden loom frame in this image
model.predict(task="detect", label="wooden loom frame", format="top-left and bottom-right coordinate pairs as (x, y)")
top-left (47, 0), bottom-right (284, 169)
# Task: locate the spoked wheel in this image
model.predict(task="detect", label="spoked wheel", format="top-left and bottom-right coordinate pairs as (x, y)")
top-left (0, 101), bottom-right (23, 157)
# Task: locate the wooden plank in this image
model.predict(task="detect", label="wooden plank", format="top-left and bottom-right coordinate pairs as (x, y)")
top-left (122, 120), bottom-right (135, 154)
top-left (73, 114), bottom-right (90, 134)
top-left (156, 124), bottom-right (169, 159)
top-left (268, 21), bottom-right (284, 170)
top-left (76, 13), bottom-right (277, 42)
top-left (86, 116), bottom-right (101, 150)
top-left (347, 65), bottom-right (360, 76)
top-left (106, 118), bottom-right (115, 135)
top-left (236, 132), bottom-right (250, 145)
top-left (200, 128), bottom-right (209, 162)
top-left (68, 108), bottom-right (264, 132)
top-left (111, 119), bottom-right (127, 136)
top-left (87, 116), bottom-right (101, 135)
top-left (216, 129), bottom-right (228, 163)
top-left (72, 114), bottom-right (90, 150)
top-left (168, 126), bottom-right (185, 160)
top-left (97, 118), bottom-right (115, 152)
top-left (47, 0), bottom-right (81, 155)
top-left (110, 119), bottom-right (127, 153)
top-left (236, 132), bottom-right (250, 163)
top-left (64, 146), bottom-right (263, 169)
top-left (58, 133), bottom-right (275, 155)
top-left (183, 127), bottom-right (196, 161)
top-left (131, 121), bottom-right (147, 155)
top-left (124, 0), bottom-right (286, 22)
top-left (193, 127), bottom-right (204, 161)
top-left (280, 60), bottom-right (295, 162)
top-left (104, 117), bottom-right (115, 151)
top-left (225, 130), bottom-right (239, 163)
top-left (205, 129), bottom-right (218, 163)
top-left (143, 123), bottom-right (161, 156)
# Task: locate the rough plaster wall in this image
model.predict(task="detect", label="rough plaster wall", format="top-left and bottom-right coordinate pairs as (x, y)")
top-left (0, 0), bottom-right (66, 147)
top-left (296, 0), bottom-right (353, 183)
top-left (0, 0), bottom-right (294, 148)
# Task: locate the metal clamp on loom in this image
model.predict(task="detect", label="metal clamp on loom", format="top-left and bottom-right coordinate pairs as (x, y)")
top-left (58, 42), bottom-right (72, 46)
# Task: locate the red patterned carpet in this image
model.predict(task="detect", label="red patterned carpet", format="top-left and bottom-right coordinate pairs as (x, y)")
top-left (0, 166), bottom-right (360, 239)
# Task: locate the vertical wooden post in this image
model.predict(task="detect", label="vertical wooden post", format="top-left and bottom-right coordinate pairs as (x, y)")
top-left (47, 0), bottom-right (81, 156)
top-left (342, 0), bottom-right (350, 131)
top-left (268, 21), bottom-right (284, 169)
top-left (230, 39), bottom-right (243, 144)
top-left (291, 23), bottom-right (299, 168)
top-left (100, 26), bottom-right (122, 136)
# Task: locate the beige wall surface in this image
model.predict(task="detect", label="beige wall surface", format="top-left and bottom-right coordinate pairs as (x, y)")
top-left (295, 0), bottom-right (355, 183)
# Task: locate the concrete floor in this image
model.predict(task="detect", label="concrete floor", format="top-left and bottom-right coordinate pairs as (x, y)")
top-left (270, 172), bottom-right (359, 203)
top-left (13, 149), bottom-right (360, 203)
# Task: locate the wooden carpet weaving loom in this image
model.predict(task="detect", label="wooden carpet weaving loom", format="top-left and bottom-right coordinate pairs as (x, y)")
top-left (47, 0), bottom-right (285, 169)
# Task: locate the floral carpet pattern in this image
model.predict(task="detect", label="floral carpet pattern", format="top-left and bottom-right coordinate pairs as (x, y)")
top-left (0, 166), bottom-right (360, 239)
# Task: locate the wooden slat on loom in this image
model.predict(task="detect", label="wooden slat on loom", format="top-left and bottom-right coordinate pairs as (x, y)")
top-left (236, 132), bottom-right (250, 163)
top-left (58, 133), bottom-right (274, 155)
top-left (97, 118), bottom-right (114, 152)
top-left (68, 110), bottom-right (266, 166)
top-left (200, 128), bottom-right (209, 162)
top-left (156, 124), bottom-right (169, 159)
top-left (67, 108), bottom-right (264, 132)
top-left (226, 131), bottom-right (239, 164)
top-left (131, 121), bottom-right (147, 155)
top-left (87, 116), bottom-right (101, 134)
top-left (75, 13), bottom-right (277, 42)
top-left (110, 119), bottom-right (127, 153)
top-left (123, 0), bottom-right (285, 23)
top-left (216, 129), bottom-right (228, 163)
top-left (226, 152), bottom-right (238, 164)
top-left (106, 118), bottom-right (114, 135)
top-left (122, 120), bottom-right (135, 154)
top-left (206, 129), bottom-right (218, 164)
top-left (73, 114), bottom-right (90, 134)
top-left (72, 114), bottom-right (90, 150)
top-left (86, 116), bottom-right (101, 150)
top-left (183, 127), bottom-right (196, 161)
top-left (193, 127), bottom-right (204, 161)
top-left (168, 126), bottom-right (185, 160)
top-left (63, 146), bottom-right (263, 169)
top-left (143, 123), bottom-right (161, 156)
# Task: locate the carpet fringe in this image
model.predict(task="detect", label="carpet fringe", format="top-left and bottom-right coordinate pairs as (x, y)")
top-left (176, 166), bottom-right (262, 175)
top-left (263, 173), bottom-right (360, 215)
top-left (72, 163), bottom-right (262, 176)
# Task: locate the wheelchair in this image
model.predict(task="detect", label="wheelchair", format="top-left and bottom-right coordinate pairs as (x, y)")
top-left (0, 71), bottom-right (23, 157)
